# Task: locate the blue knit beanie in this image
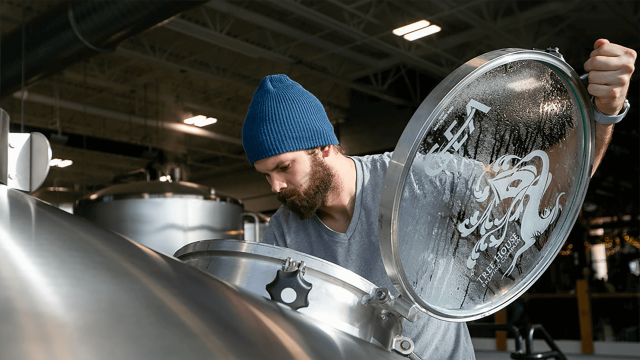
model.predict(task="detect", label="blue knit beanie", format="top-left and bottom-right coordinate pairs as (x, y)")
top-left (242, 74), bottom-right (339, 165)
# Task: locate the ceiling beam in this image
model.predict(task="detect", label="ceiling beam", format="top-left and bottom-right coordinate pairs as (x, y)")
top-left (443, 0), bottom-right (525, 46)
top-left (319, 0), bottom-right (460, 64)
top-left (62, 69), bottom-right (246, 123)
top-left (425, 0), bottom-right (581, 52)
top-left (16, 92), bottom-right (243, 145)
top-left (352, 0), bottom-right (583, 78)
top-left (7, 112), bottom-right (247, 161)
top-left (117, 48), bottom-right (257, 93)
top-left (50, 144), bottom-right (149, 170)
top-left (166, 18), bottom-right (295, 62)
top-left (119, 42), bottom-right (386, 113)
top-left (62, 71), bottom-right (133, 94)
top-left (204, 0), bottom-right (384, 68)
top-left (8, 112), bottom-right (187, 153)
top-left (45, 145), bottom-right (150, 188)
top-left (162, 17), bottom-right (413, 105)
top-left (266, 0), bottom-right (450, 78)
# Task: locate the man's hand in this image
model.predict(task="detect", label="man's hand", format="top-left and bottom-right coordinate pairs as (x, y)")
top-left (583, 39), bottom-right (636, 115)
top-left (583, 40), bottom-right (636, 176)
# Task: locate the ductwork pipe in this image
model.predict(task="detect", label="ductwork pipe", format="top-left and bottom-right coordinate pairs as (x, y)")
top-left (1, 0), bottom-right (208, 98)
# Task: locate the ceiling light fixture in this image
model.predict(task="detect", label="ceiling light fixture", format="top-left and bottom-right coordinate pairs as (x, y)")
top-left (184, 115), bottom-right (218, 127)
top-left (403, 25), bottom-right (442, 41)
top-left (50, 158), bottom-right (73, 168)
top-left (392, 20), bottom-right (430, 36)
top-left (393, 20), bottom-right (442, 41)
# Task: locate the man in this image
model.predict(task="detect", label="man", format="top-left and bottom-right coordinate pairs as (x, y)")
top-left (241, 39), bottom-right (635, 359)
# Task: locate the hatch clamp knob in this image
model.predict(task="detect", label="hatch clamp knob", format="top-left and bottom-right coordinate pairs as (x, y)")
top-left (266, 257), bottom-right (312, 310)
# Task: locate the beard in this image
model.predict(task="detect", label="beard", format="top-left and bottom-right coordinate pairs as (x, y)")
top-left (277, 155), bottom-right (335, 220)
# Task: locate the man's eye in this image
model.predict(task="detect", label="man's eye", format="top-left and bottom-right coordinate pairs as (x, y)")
top-left (280, 164), bottom-right (290, 171)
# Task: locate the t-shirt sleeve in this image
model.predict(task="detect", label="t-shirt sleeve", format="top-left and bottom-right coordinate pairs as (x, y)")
top-left (262, 210), bottom-right (288, 248)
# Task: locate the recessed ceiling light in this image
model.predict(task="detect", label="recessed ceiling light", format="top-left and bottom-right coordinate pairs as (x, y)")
top-left (50, 158), bottom-right (73, 168)
top-left (403, 25), bottom-right (442, 41)
top-left (184, 115), bottom-right (218, 127)
top-left (392, 20), bottom-right (430, 36)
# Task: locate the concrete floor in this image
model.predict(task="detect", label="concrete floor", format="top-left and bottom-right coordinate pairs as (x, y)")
top-left (475, 350), bottom-right (640, 360)
top-left (472, 338), bottom-right (640, 360)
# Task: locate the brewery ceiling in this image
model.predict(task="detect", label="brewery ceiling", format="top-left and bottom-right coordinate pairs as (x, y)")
top-left (0, 0), bottom-right (638, 220)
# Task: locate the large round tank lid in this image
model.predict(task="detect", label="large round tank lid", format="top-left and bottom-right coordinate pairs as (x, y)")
top-left (379, 48), bottom-right (594, 321)
top-left (76, 180), bottom-right (241, 205)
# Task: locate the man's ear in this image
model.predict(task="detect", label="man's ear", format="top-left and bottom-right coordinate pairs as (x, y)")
top-left (320, 145), bottom-right (332, 158)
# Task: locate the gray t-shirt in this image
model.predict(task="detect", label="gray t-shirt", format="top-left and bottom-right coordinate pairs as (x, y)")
top-left (264, 152), bottom-right (476, 359)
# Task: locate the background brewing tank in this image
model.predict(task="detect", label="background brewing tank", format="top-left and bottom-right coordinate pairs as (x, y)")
top-left (74, 181), bottom-right (244, 255)
top-left (0, 185), bottom-right (402, 360)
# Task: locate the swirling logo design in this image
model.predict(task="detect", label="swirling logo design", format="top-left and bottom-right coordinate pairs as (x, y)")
top-left (460, 150), bottom-right (564, 277)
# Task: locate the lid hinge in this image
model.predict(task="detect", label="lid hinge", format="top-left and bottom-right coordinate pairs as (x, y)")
top-left (361, 288), bottom-right (423, 322)
top-left (544, 47), bottom-right (564, 60)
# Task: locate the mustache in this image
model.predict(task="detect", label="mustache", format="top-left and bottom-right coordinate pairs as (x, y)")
top-left (277, 188), bottom-right (299, 203)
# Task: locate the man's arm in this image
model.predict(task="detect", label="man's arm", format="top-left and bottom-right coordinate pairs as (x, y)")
top-left (592, 123), bottom-right (615, 175)
top-left (583, 39), bottom-right (636, 175)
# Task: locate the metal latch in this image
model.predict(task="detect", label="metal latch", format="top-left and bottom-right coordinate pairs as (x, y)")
top-left (282, 256), bottom-right (306, 274)
top-left (392, 335), bottom-right (425, 359)
top-left (392, 335), bottom-right (416, 356)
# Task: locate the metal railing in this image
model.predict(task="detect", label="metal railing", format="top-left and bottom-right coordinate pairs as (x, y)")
top-left (468, 323), bottom-right (567, 360)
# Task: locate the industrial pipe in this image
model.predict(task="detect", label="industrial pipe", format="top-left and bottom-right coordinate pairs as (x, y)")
top-left (0, 0), bottom-right (208, 98)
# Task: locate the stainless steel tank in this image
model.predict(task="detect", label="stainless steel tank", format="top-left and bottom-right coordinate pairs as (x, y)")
top-left (74, 181), bottom-right (245, 255)
top-left (0, 184), bottom-right (402, 360)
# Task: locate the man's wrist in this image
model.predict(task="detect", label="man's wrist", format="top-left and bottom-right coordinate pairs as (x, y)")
top-left (593, 98), bottom-right (630, 125)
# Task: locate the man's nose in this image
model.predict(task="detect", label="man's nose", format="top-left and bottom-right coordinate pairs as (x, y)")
top-left (270, 178), bottom-right (286, 193)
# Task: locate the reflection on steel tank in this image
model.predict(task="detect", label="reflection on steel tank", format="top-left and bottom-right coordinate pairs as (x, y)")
top-left (243, 211), bottom-right (269, 242)
top-left (74, 181), bottom-right (246, 256)
top-left (31, 186), bottom-right (84, 214)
